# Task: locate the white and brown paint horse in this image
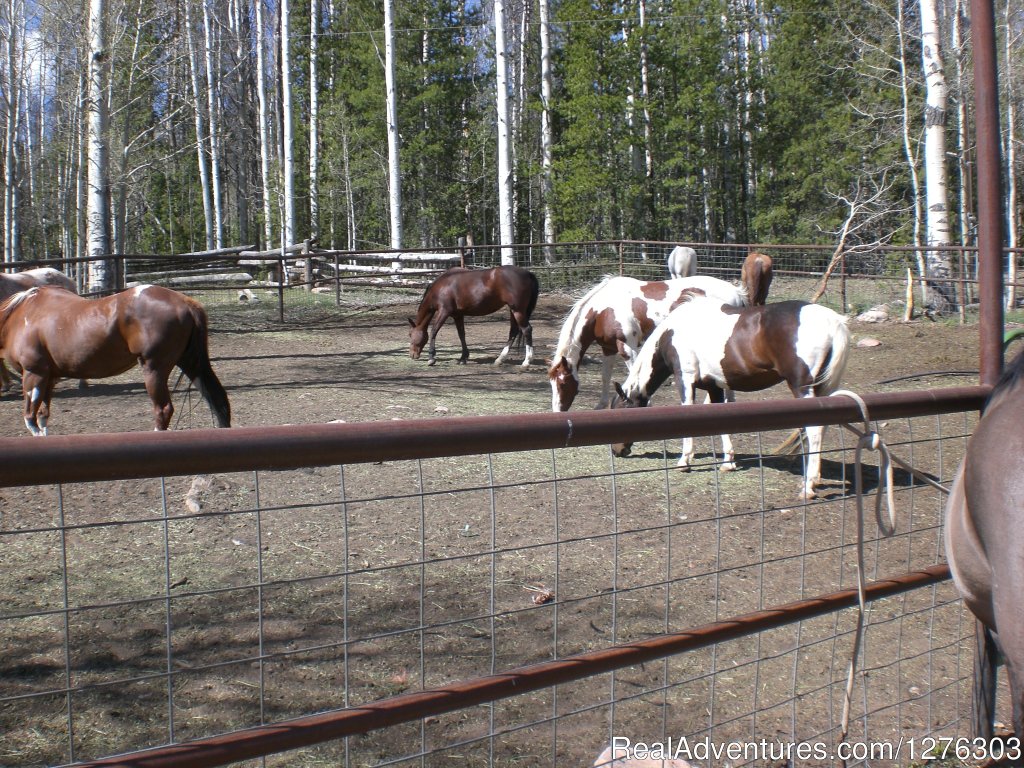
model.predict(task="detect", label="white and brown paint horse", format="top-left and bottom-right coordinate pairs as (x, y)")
top-left (741, 252), bottom-right (773, 306)
top-left (548, 275), bottom-right (746, 412)
top-left (945, 346), bottom-right (1024, 741)
top-left (610, 297), bottom-right (850, 499)
top-left (409, 266), bottom-right (540, 366)
top-left (666, 246), bottom-right (697, 279)
top-left (0, 285), bottom-right (230, 435)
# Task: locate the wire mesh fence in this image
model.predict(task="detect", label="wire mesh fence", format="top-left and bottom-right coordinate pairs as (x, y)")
top-left (0, 390), bottom-right (993, 767)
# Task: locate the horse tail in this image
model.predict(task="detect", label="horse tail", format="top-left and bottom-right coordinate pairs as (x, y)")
top-left (814, 309), bottom-right (851, 395)
top-left (177, 302), bottom-right (231, 428)
top-left (551, 275), bottom-right (614, 366)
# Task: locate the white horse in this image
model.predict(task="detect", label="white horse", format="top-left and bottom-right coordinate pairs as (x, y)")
top-left (548, 275), bottom-right (746, 411)
top-left (666, 246), bottom-right (697, 279)
top-left (610, 297), bottom-right (850, 499)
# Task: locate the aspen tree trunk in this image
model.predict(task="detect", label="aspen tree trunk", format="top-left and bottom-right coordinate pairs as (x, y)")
top-left (3, 0), bottom-right (21, 263)
top-left (113, 0), bottom-right (145, 260)
top-left (184, 0), bottom-right (215, 250)
top-left (383, 0), bottom-right (402, 249)
top-left (202, 0), bottom-right (224, 248)
top-left (1004, 0), bottom-right (1018, 309)
top-left (281, 0), bottom-right (295, 247)
top-left (897, 0), bottom-right (925, 308)
top-left (86, 0), bottom-right (113, 290)
top-left (493, 0), bottom-right (514, 265)
top-left (637, 0), bottom-right (652, 180)
top-left (920, 0), bottom-right (955, 311)
top-left (309, 0), bottom-right (320, 241)
top-left (254, 0), bottom-right (274, 248)
top-left (539, 0), bottom-right (555, 256)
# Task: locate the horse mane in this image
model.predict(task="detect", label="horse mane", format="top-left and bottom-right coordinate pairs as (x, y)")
top-left (0, 287), bottom-right (39, 321)
top-left (549, 276), bottom-right (615, 371)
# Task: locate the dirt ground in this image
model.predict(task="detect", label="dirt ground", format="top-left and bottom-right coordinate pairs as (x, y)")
top-left (0, 286), bottom-right (1002, 767)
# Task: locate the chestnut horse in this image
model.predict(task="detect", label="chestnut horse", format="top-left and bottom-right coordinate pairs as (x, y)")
top-left (666, 246), bottom-right (697, 279)
top-left (610, 297), bottom-right (850, 499)
top-left (408, 266), bottom-right (539, 366)
top-left (0, 285), bottom-right (231, 435)
top-left (548, 275), bottom-right (746, 412)
top-left (0, 267), bottom-right (78, 391)
top-left (945, 346), bottom-right (1024, 741)
top-left (740, 252), bottom-right (773, 306)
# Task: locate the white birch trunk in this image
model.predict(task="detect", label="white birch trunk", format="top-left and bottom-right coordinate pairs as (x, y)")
top-left (184, 0), bottom-right (215, 250)
top-left (896, 0), bottom-right (926, 307)
top-left (309, 0), bottom-right (320, 240)
top-left (86, 0), bottom-right (113, 290)
top-left (920, 0), bottom-right (954, 309)
top-left (254, 0), bottom-right (274, 248)
top-left (383, 0), bottom-right (402, 249)
top-left (202, 0), bottom-right (224, 248)
top-left (637, 0), bottom-right (652, 179)
top-left (493, 0), bottom-right (514, 265)
top-left (951, 0), bottom-right (974, 310)
top-left (539, 0), bottom-right (555, 253)
top-left (281, 0), bottom-right (295, 247)
top-left (3, 0), bottom-right (20, 263)
top-left (1004, 0), bottom-right (1018, 309)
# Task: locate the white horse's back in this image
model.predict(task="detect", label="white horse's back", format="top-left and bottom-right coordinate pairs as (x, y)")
top-left (666, 246), bottom-right (697, 279)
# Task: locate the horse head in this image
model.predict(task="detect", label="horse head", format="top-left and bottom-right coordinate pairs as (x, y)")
top-left (408, 317), bottom-right (427, 359)
top-left (547, 358), bottom-right (579, 412)
top-left (608, 382), bottom-right (648, 456)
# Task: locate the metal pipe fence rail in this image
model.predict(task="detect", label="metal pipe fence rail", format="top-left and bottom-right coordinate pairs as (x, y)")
top-left (0, 388), bottom-right (989, 767)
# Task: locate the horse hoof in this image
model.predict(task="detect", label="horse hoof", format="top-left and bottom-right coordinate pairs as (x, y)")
top-left (675, 463), bottom-right (692, 472)
top-left (427, 359), bottom-right (437, 367)
top-left (720, 463), bottom-right (737, 472)
top-left (458, 358), bottom-right (468, 365)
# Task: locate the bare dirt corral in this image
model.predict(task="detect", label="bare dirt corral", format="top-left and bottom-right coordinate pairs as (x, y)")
top-left (0, 286), bottom-right (998, 768)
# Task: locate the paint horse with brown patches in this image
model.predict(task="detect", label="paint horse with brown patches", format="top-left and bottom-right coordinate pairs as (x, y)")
top-left (408, 266), bottom-right (540, 366)
top-left (740, 252), bottom-right (773, 306)
top-left (0, 285), bottom-right (231, 435)
top-left (610, 297), bottom-right (850, 499)
top-left (548, 275), bottom-right (746, 412)
top-left (945, 346), bottom-right (1024, 742)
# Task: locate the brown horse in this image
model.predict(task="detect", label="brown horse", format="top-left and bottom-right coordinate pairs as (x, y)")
top-left (945, 346), bottom-right (1024, 741)
top-left (0, 285), bottom-right (231, 435)
top-left (408, 266), bottom-right (540, 366)
top-left (740, 252), bottom-right (773, 306)
top-left (0, 267), bottom-right (78, 391)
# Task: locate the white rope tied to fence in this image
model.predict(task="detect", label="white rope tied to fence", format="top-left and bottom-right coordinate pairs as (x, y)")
top-left (831, 389), bottom-right (896, 758)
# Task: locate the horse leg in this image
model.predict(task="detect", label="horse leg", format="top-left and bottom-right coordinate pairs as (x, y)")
top-left (20, 371), bottom-right (50, 436)
top-left (427, 310), bottom-right (451, 366)
top-left (452, 315), bottom-right (470, 364)
top-left (597, 356), bottom-right (616, 408)
top-left (495, 314), bottom-right (518, 365)
top-left (971, 620), bottom-right (999, 741)
top-left (802, 423), bottom-right (826, 499)
top-left (141, 362), bottom-right (174, 430)
top-left (708, 386), bottom-right (737, 471)
top-left (676, 378), bottom-right (698, 470)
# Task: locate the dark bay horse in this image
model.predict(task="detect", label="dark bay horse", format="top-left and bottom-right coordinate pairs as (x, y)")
top-left (740, 252), bottom-right (773, 306)
top-left (610, 297), bottom-right (850, 499)
top-left (945, 346), bottom-right (1024, 741)
top-left (0, 285), bottom-right (231, 435)
top-left (408, 266), bottom-right (539, 366)
top-left (548, 275), bottom-right (746, 411)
